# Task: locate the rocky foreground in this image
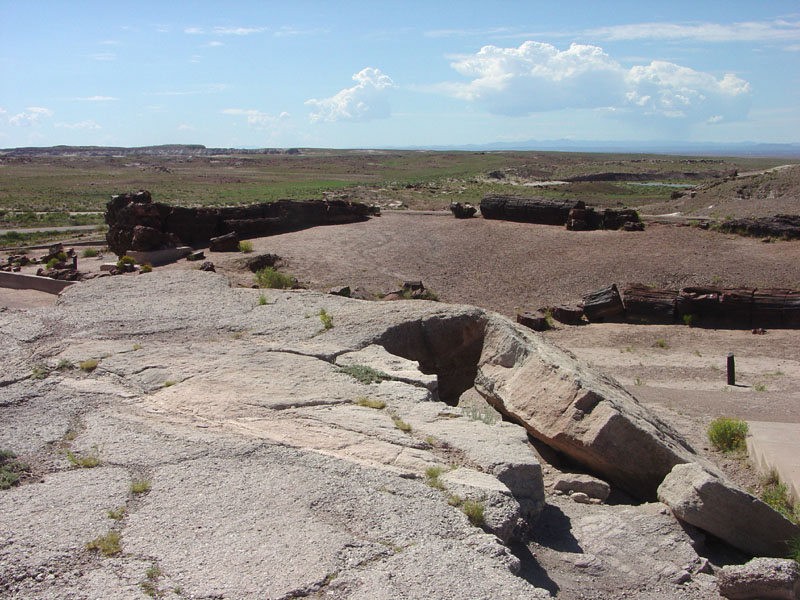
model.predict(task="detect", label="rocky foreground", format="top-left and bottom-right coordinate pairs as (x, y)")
top-left (1, 271), bottom-right (798, 599)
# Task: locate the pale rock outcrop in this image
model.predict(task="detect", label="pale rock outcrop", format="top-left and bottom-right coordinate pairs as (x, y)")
top-left (718, 558), bottom-right (800, 600)
top-left (657, 462), bottom-right (800, 558)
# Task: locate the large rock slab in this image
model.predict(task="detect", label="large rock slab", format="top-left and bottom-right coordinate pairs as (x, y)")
top-left (718, 558), bottom-right (800, 600)
top-left (658, 462), bottom-right (800, 558)
top-left (473, 314), bottom-right (700, 499)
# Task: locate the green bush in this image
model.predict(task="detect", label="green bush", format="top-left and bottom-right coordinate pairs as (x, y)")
top-left (318, 309), bottom-right (333, 330)
top-left (761, 472), bottom-right (799, 523)
top-left (116, 255), bottom-right (135, 268)
top-left (254, 267), bottom-right (295, 289)
top-left (140, 263), bottom-right (153, 273)
top-left (46, 258), bottom-right (59, 270)
top-left (238, 240), bottom-right (254, 253)
top-left (337, 364), bottom-right (393, 385)
top-left (707, 418), bottom-right (749, 452)
top-left (81, 248), bottom-right (99, 258)
top-left (0, 450), bottom-right (28, 490)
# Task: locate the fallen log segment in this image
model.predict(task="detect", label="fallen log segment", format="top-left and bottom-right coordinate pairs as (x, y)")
top-left (106, 190), bottom-right (378, 256)
top-left (479, 195), bottom-right (642, 231)
top-left (582, 284), bottom-right (624, 322)
top-left (623, 284), bottom-right (678, 323)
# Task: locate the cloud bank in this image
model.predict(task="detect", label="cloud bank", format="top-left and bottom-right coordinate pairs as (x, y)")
top-left (442, 41), bottom-right (751, 123)
top-left (306, 68), bottom-right (395, 123)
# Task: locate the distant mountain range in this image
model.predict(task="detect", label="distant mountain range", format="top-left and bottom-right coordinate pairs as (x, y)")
top-left (396, 139), bottom-right (800, 157)
top-left (1, 141), bottom-right (799, 157)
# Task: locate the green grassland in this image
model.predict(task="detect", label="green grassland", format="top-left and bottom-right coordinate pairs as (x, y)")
top-left (0, 150), bottom-right (795, 222)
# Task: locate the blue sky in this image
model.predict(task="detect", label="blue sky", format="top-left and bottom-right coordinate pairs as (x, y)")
top-left (1, 1), bottom-right (798, 148)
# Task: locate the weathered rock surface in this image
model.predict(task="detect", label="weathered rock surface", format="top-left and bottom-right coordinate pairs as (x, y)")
top-left (658, 462), bottom-right (800, 557)
top-left (0, 271), bottom-right (550, 599)
top-left (718, 558), bottom-right (800, 600)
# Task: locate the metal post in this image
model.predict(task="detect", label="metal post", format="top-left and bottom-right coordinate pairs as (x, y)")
top-left (727, 353), bottom-right (735, 386)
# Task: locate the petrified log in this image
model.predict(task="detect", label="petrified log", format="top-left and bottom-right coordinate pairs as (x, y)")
top-left (480, 195), bottom-right (584, 225)
top-left (449, 202), bottom-right (477, 219)
top-left (603, 209), bottom-right (641, 230)
top-left (716, 214), bottom-right (800, 240)
top-left (517, 311), bottom-right (549, 331)
top-left (623, 284), bottom-right (679, 323)
top-left (209, 232), bottom-right (239, 252)
top-left (549, 305), bottom-right (584, 325)
top-left (582, 284), bottom-right (624, 321)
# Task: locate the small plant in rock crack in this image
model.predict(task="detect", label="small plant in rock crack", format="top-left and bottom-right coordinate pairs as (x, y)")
top-left (707, 418), bottom-right (748, 453)
top-left (355, 397), bottom-right (386, 409)
top-left (130, 479), bottom-right (151, 494)
top-left (633, 376), bottom-right (646, 386)
top-left (86, 531), bottom-right (121, 556)
top-left (392, 416), bottom-right (412, 433)
top-left (0, 450), bottom-right (28, 490)
top-left (460, 499), bottom-right (486, 527)
top-left (336, 364), bottom-right (394, 385)
top-left (652, 339), bottom-right (669, 349)
top-left (30, 363), bottom-right (49, 380)
top-left (318, 309), bottom-right (334, 330)
top-left (56, 359), bottom-right (74, 371)
top-left (107, 506), bottom-right (127, 520)
top-left (760, 472), bottom-right (800, 524)
top-left (66, 445), bottom-right (101, 468)
top-left (424, 466), bottom-right (447, 490)
top-left (754, 383), bottom-right (767, 392)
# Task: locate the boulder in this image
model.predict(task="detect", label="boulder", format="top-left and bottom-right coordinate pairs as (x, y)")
top-left (516, 311), bottom-right (548, 331)
top-left (718, 558), bottom-right (800, 600)
top-left (449, 202), bottom-right (477, 219)
top-left (474, 316), bottom-right (702, 500)
top-left (237, 253), bottom-right (281, 273)
top-left (198, 262), bottom-right (216, 272)
top-left (209, 232), bottom-right (240, 252)
top-left (657, 463), bottom-right (800, 557)
top-left (553, 473), bottom-right (611, 502)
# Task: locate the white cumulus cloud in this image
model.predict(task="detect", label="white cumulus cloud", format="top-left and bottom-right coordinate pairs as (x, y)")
top-left (8, 107), bottom-right (54, 127)
top-left (442, 41), bottom-right (751, 123)
top-left (305, 67), bottom-right (395, 123)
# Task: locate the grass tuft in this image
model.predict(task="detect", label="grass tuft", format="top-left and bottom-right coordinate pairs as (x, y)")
top-left (355, 397), bottom-right (386, 409)
top-left (254, 266), bottom-right (294, 289)
top-left (107, 506), bottom-right (127, 520)
top-left (66, 446), bottom-right (101, 468)
top-left (79, 359), bottom-right (99, 372)
top-left (81, 248), bottom-right (99, 258)
top-left (761, 472), bottom-right (800, 524)
top-left (392, 416), bottom-right (412, 432)
top-left (130, 479), bottom-right (151, 494)
top-left (460, 499), bottom-right (486, 527)
top-left (707, 418), bottom-right (749, 453)
top-left (653, 339), bottom-right (669, 349)
top-left (86, 531), bottom-right (121, 556)
top-left (424, 466), bottom-right (446, 490)
top-left (258, 294), bottom-right (268, 306)
top-left (337, 364), bottom-right (393, 385)
top-left (238, 240), bottom-right (254, 253)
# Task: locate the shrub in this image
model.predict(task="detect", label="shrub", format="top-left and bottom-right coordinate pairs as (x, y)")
top-left (761, 472), bottom-right (799, 523)
top-left (139, 263), bottom-right (153, 273)
top-left (254, 267), bottom-right (295, 289)
top-left (258, 294), bottom-right (268, 306)
top-left (81, 248), bottom-right (99, 258)
top-left (682, 314), bottom-right (695, 327)
top-left (46, 258), bottom-right (59, 270)
top-left (56, 359), bottom-right (74, 370)
top-left (238, 240), bottom-right (254, 253)
top-left (116, 255), bottom-right (135, 269)
top-left (0, 450), bottom-right (28, 490)
top-left (707, 418), bottom-right (749, 452)
top-left (86, 531), bottom-right (121, 556)
top-left (653, 339), bottom-right (669, 349)
top-left (80, 359), bottom-right (99, 372)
